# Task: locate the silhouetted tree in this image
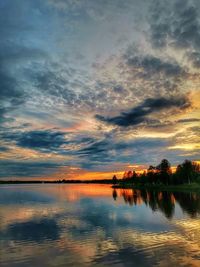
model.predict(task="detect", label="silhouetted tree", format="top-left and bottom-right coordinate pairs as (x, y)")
top-left (156, 159), bottom-right (172, 185)
top-left (139, 171), bottom-right (148, 184)
top-left (127, 170), bottom-right (133, 179)
top-left (182, 160), bottom-right (193, 184)
top-left (131, 171), bottom-right (138, 182)
top-left (123, 170), bottom-right (134, 182)
top-left (147, 165), bottom-right (157, 184)
top-left (173, 164), bottom-right (183, 184)
top-left (123, 171), bottom-right (128, 179)
top-left (119, 159), bottom-right (199, 186)
top-left (112, 175), bottom-right (118, 184)
top-left (174, 160), bottom-right (200, 184)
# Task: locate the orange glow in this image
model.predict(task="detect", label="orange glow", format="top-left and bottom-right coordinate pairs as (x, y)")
top-left (5, 164), bottom-right (180, 181)
top-left (33, 184), bottom-right (113, 202)
top-left (127, 165), bottom-right (140, 168)
top-left (31, 166), bottom-right (149, 181)
top-left (48, 168), bottom-right (126, 181)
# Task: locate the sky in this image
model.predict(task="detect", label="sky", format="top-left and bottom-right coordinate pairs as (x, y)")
top-left (0, 0), bottom-right (200, 180)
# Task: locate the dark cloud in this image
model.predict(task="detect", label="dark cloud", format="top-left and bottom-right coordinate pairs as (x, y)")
top-left (77, 139), bottom-right (113, 167)
top-left (76, 139), bottom-right (116, 168)
top-left (149, 0), bottom-right (200, 67)
top-left (0, 146), bottom-right (9, 152)
top-left (0, 129), bottom-right (97, 155)
top-left (16, 130), bottom-right (66, 150)
top-left (33, 68), bottom-right (76, 102)
top-left (78, 140), bottom-right (109, 155)
top-left (0, 70), bottom-right (21, 100)
top-left (121, 46), bottom-right (187, 98)
top-left (0, 45), bottom-right (46, 65)
top-left (187, 51), bottom-right (200, 68)
top-left (0, 65), bottom-right (26, 124)
top-left (150, 1), bottom-right (200, 48)
top-left (188, 126), bottom-right (200, 136)
top-left (0, 0), bottom-right (48, 125)
top-left (0, 130), bottom-right (66, 152)
top-left (0, 108), bottom-right (10, 124)
top-left (29, 63), bottom-right (102, 113)
top-left (177, 118), bottom-right (200, 123)
top-left (113, 85), bottom-right (124, 93)
top-left (76, 136), bottom-right (169, 169)
top-left (125, 54), bottom-right (184, 77)
top-left (172, 2), bottom-right (200, 49)
top-left (96, 96), bottom-right (190, 127)
top-left (0, 160), bottom-right (63, 178)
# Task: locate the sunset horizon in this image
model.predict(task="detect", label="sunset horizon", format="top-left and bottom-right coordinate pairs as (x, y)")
top-left (1, 2), bottom-right (200, 266)
top-left (0, 1), bottom-right (200, 181)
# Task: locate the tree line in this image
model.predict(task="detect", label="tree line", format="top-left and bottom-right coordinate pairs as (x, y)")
top-left (112, 159), bottom-right (200, 185)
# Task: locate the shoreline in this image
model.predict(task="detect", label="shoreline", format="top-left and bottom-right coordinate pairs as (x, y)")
top-left (112, 183), bottom-right (200, 193)
top-left (1, 180), bottom-right (200, 193)
top-left (0, 180), bottom-right (114, 185)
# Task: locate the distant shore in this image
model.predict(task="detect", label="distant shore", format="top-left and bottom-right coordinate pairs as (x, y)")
top-left (1, 180), bottom-right (200, 193)
top-left (0, 179), bottom-right (114, 184)
top-left (112, 182), bottom-right (200, 193)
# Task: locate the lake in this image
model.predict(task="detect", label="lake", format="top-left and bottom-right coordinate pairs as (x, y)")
top-left (0, 184), bottom-right (200, 267)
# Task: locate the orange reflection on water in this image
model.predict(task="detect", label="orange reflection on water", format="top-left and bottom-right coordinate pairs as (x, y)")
top-left (33, 184), bottom-right (114, 202)
top-left (119, 189), bottom-right (143, 206)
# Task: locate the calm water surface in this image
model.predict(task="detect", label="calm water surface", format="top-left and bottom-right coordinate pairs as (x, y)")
top-left (0, 184), bottom-right (200, 267)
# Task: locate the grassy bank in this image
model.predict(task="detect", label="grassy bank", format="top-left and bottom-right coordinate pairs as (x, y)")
top-left (112, 182), bottom-right (200, 193)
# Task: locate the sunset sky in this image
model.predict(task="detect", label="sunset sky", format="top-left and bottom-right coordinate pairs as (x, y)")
top-left (0, 0), bottom-right (200, 180)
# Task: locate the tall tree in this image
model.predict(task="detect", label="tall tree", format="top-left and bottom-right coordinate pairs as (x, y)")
top-left (112, 175), bottom-right (118, 184)
top-left (157, 159), bottom-right (172, 185)
top-left (181, 160), bottom-right (193, 184)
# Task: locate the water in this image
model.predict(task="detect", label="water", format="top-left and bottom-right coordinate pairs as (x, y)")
top-left (0, 184), bottom-right (200, 267)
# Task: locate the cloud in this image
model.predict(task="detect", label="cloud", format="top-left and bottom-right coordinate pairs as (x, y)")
top-left (0, 160), bottom-right (63, 178)
top-left (0, 146), bottom-right (9, 152)
top-left (187, 51), bottom-right (200, 68)
top-left (0, 130), bottom-right (67, 152)
top-left (77, 139), bottom-right (111, 164)
top-left (0, 0), bottom-right (199, 176)
top-left (177, 118), bottom-right (200, 123)
top-left (149, 0), bottom-right (200, 68)
top-left (0, 0), bottom-right (49, 125)
top-left (16, 130), bottom-right (66, 150)
top-left (78, 140), bottom-right (109, 155)
top-left (0, 128), bottom-right (98, 155)
top-left (150, 1), bottom-right (200, 48)
top-left (75, 135), bottom-right (170, 169)
top-left (125, 54), bottom-right (184, 77)
top-left (96, 96), bottom-right (190, 127)
top-left (0, 65), bottom-right (26, 124)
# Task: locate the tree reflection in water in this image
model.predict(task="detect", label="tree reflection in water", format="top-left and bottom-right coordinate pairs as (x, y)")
top-left (112, 189), bottom-right (200, 219)
top-left (112, 189), bottom-right (118, 201)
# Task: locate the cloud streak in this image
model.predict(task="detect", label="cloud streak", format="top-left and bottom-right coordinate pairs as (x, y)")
top-left (96, 96), bottom-right (191, 127)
